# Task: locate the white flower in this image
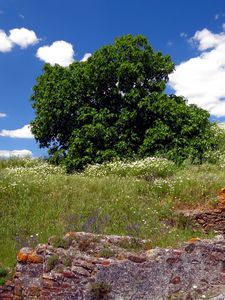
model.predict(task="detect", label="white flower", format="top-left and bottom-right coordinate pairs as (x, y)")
top-left (192, 285), bottom-right (198, 289)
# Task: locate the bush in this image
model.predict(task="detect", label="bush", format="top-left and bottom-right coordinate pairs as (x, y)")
top-left (91, 282), bottom-right (111, 299)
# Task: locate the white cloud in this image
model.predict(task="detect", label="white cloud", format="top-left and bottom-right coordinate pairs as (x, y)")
top-left (0, 30), bottom-right (13, 52)
top-left (0, 112), bottom-right (6, 118)
top-left (180, 32), bottom-right (188, 38)
top-left (169, 27), bottom-right (225, 117)
top-left (190, 28), bottom-right (225, 50)
top-left (0, 124), bottom-right (34, 138)
top-left (0, 149), bottom-right (32, 158)
top-left (215, 13), bottom-right (225, 20)
top-left (81, 53), bottom-right (92, 62)
top-left (215, 14), bottom-right (220, 20)
top-left (36, 41), bottom-right (74, 67)
top-left (0, 27), bottom-right (38, 52)
top-left (9, 27), bottom-right (38, 48)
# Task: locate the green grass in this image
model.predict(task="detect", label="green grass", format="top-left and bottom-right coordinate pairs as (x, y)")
top-left (0, 157), bottom-right (223, 269)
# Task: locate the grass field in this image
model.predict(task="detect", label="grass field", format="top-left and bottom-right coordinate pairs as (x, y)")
top-left (0, 157), bottom-right (223, 270)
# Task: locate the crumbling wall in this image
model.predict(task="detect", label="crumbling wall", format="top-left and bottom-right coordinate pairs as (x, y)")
top-left (177, 188), bottom-right (225, 234)
top-left (3, 232), bottom-right (225, 300)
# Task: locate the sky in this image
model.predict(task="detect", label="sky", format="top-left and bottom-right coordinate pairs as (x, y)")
top-left (1, 0), bottom-right (225, 158)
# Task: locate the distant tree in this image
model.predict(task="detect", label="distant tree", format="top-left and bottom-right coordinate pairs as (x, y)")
top-left (31, 34), bottom-right (214, 171)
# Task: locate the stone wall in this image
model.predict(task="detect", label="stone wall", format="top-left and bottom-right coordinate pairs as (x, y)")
top-left (3, 232), bottom-right (225, 299)
top-left (177, 188), bottom-right (225, 234)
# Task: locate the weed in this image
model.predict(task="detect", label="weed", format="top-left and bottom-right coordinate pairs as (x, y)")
top-left (78, 238), bottom-right (92, 252)
top-left (50, 236), bottom-right (71, 249)
top-left (46, 255), bottom-right (59, 271)
top-left (99, 246), bottom-right (116, 258)
top-left (142, 241), bottom-right (152, 251)
top-left (91, 282), bottom-right (111, 299)
top-left (0, 267), bottom-right (8, 278)
top-left (81, 211), bottom-right (110, 234)
top-left (0, 267), bottom-right (9, 286)
top-left (0, 278), bottom-right (6, 286)
top-left (116, 238), bottom-right (143, 252)
top-left (63, 257), bottom-right (73, 267)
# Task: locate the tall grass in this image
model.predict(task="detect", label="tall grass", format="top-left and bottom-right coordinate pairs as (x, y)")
top-left (0, 157), bottom-right (222, 268)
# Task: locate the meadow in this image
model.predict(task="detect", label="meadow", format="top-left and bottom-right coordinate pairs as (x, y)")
top-left (1, 156), bottom-right (224, 272)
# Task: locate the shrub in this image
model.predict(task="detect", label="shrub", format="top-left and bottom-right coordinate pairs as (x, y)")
top-left (46, 255), bottom-right (59, 271)
top-left (50, 236), bottom-right (71, 249)
top-left (91, 282), bottom-right (111, 299)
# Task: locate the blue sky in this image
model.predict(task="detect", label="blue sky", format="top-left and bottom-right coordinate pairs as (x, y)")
top-left (1, 0), bottom-right (225, 157)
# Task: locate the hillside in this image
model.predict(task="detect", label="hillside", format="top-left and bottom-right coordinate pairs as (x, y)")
top-left (1, 156), bottom-right (224, 274)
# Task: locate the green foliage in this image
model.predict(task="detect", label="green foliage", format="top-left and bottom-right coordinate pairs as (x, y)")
top-left (116, 238), bottom-right (143, 252)
top-left (30, 34), bottom-right (215, 171)
top-left (0, 278), bottom-right (6, 286)
top-left (0, 267), bottom-right (9, 286)
top-left (0, 267), bottom-right (8, 278)
top-left (91, 282), bottom-right (111, 299)
top-left (99, 246), bottom-right (116, 258)
top-left (62, 256), bottom-right (73, 267)
top-left (50, 236), bottom-right (71, 249)
top-left (47, 255), bottom-right (59, 271)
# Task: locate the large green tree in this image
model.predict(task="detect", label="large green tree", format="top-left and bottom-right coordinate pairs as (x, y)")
top-left (31, 34), bottom-right (214, 171)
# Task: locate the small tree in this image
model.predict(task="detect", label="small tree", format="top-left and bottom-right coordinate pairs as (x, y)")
top-left (31, 34), bottom-right (214, 171)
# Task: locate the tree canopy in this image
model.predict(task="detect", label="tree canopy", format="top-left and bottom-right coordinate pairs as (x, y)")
top-left (31, 34), bottom-right (215, 171)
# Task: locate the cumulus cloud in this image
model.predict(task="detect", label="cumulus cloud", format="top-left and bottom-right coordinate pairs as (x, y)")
top-left (0, 27), bottom-right (38, 52)
top-left (0, 149), bottom-right (32, 158)
top-left (0, 124), bottom-right (34, 138)
top-left (0, 112), bottom-right (6, 118)
top-left (9, 27), bottom-right (38, 48)
top-left (190, 28), bottom-right (225, 50)
top-left (169, 27), bottom-right (225, 117)
top-left (0, 30), bottom-right (13, 52)
top-left (80, 53), bottom-right (92, 62)
top-left (36, 41), bottom-right (74, 67)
